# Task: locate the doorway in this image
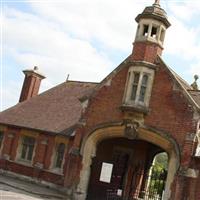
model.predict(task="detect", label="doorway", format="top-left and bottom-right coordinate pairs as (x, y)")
top-left (86, 138), bottom-right (168, 200)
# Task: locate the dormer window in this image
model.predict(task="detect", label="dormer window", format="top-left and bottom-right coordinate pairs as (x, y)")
top-left (124, 66), bottom-right (155, 109)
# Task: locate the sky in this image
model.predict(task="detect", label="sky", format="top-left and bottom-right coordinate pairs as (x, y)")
top-left (1, 0), bottom-right (200, 111)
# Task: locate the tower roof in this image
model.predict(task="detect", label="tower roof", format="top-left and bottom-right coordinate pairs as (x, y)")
top-left (135, 1), bottom-right (171, 28)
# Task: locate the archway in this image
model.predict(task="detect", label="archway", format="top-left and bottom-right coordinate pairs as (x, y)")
top-left (76, 125), bottom-right (180, 200)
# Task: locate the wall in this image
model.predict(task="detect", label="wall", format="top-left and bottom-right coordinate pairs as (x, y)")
top-left (0, 125), bottom-right (69, 187)
top-left (71, 60), bottom-right (197, 199)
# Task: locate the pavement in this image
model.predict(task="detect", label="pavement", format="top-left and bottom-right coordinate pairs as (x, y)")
top-left (0, 173), bottom-right (70, 200)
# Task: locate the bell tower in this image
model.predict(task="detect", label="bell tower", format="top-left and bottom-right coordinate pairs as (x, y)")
top-left (131, 0), bottom-right (171, 64)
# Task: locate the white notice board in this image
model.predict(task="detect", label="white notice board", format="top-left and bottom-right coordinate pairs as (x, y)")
top-left (99, 162), bottom-right (113, 183)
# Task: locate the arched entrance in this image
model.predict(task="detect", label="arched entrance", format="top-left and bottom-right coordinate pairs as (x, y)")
top-left (76, 125), bottom-right (180, 200)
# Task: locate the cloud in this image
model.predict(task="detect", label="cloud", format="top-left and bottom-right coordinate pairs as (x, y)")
top-left (165, 16), bottom-right (200, 60)
top-left (190, 62), bottom-right (200, 76)
top-left (2, 0), bottom-right (200, 111)
top-left (1, 80), bottom-right (21, 111)
top-left (168, 1), bottom-right (200, 22)
top-left (3, 5), bottom-right (115, 85)
top-left (164, 1), bottom-right (200, 79)
top-left (28, 0), bottom-right (143, 51)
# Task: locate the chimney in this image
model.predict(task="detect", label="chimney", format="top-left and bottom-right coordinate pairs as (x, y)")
top-left (19, 66), bottom-right (45, 102)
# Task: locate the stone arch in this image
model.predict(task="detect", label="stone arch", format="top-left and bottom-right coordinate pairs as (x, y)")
top-left (76, 124), bottom-right (180, 200)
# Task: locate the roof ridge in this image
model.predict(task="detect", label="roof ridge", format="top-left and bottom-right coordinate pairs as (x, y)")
top-left (66, 80), bottom-right (99, 84)
top-left (168, 67), bottom-right (193, 90)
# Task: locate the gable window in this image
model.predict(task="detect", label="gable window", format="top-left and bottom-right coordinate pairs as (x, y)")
top-left (130, 73), bottom-right (149, 104)
top-left (54, 143), bottom-right (65, 169)
top-left (131, 72), bottom-right (140, 100)
top-left (20, 136), bottom-right (35, 161)
top-left (139, 74), bottom-right (149, 102)
top-left (124, 66), bottom-right (154, 109)
top-left (0, 132), bottom-right (3, 148)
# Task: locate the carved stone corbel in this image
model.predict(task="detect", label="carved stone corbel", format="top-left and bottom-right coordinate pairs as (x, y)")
top-left (124, 120), bottom-right (140, 139)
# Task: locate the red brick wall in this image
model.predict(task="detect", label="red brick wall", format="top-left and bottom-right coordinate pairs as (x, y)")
top-left (131, 42), bottom-right (163, 63)
top-left (0, 128), bottom-right (66, 186)
top-left (145, 63), bottom-right (196, 163)
top-left (83, 66), bottom-right (128, 132)
top-left (73, 56), bottom-right (197, 198)
top-left (19, 75), bottom-right (42, 102)
top-left (1, 127), bottom-right (20, 160)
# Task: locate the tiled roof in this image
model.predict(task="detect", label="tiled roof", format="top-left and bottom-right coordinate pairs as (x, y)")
top-left (0, 81), bottom-right (97, 134)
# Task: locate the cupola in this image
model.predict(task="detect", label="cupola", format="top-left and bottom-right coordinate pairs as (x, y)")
top-left (122, 0), bottom-right (171, 113)
top-left (131, 0), bottom-right (171, 63)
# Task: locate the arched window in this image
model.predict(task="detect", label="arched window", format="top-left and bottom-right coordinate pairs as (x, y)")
top-left (55, 143), bottom-right (65, 168)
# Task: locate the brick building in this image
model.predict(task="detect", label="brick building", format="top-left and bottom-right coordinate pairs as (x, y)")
top-left (0, 1), bottom-right (200, 200)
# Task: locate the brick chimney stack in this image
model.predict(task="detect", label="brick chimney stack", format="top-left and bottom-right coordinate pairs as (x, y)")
top-left (19, 66), bottom-right (45, 102)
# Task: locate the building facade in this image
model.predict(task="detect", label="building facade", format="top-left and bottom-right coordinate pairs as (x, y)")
top-left (1, 1), bottom-right (200, 200)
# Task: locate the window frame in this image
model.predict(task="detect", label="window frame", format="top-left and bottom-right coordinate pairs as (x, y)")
top-left (51, 142), bottom-right (67, 174)
top-left (0, 131), bottom-right (4, 153)
top-left (18, 135), bottom-right (36, 163)
top-left (135, 19), bottom-right (166, 46)
top-left (54, 143), bottom-right (66, 169)
top-left (124, 66), bottom-right (155, 108)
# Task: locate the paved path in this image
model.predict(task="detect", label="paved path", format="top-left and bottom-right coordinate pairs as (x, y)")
top-left (0, 174), bottom-right (69, 200)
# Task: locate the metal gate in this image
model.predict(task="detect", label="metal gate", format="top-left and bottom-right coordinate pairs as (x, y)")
top-left (106, 165), bottom-right (167, 200)
top-left (129, 165), bottom-right (167, 200)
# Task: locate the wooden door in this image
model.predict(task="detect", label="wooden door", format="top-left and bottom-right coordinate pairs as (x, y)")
top-left (87, 150), bottom-right (130, 200)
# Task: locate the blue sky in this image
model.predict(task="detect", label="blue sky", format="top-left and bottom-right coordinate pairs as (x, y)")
top-left (1, 0), bottom-right (200, 111)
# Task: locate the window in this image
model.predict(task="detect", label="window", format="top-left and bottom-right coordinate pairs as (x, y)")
top-left (124, 66), bottom-right (155, 108)
top-left (20, 136), bottom-right (35, 161)
top-left (139, 74), bottom-right (149, 102)
top-left (0, 132), bottom-right (3, 148)
top-left (143, 24), bottom-right (149, 36)
top-left (130, 73), bottom-right (149, 103)
top-left (131, 73), bottom-right (140, 100)
top-left (151, 26), bottom-right (157, 38)
top-left (54, 143), bottom-right (65, 168)
top-left (160, 28), bottom-right (165, 42)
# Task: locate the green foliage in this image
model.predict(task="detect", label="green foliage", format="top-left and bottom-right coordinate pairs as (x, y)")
top-left (147, 153), bottom-right (168, 199)
top-left (154, 152), bottom-right (168, 170)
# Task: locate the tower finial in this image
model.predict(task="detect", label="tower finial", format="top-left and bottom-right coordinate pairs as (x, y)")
top-left (191, 75), bottom-right (199, 90)
top-left (153, 0), bottom-right (160, 6)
